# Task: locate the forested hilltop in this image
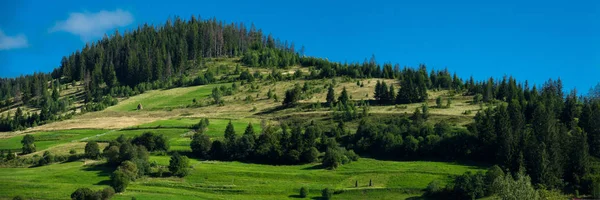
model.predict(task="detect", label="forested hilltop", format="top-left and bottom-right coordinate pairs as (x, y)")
top-left (1, 15), bottom-right (600, 200)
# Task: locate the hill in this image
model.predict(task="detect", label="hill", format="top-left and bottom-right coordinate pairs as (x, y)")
top-left (0, 16), bottom-right (599, 200)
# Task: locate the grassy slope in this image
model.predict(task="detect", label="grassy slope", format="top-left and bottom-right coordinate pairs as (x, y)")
top-left (0, 59), bottom-right (490, 199)
top-left (0, 158), bottom-right (483, 200)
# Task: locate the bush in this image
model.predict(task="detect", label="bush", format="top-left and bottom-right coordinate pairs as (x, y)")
top-left (21, 134), bottom-right (35, 154)
top-left (131, 132), bottom-right (169, 152)
top-left (117, 161), bottom-right (139, 181)
top-left (424, 180), bottom-right (443, 196)
top-left (322, 148), bottom-right (342, 169)
top-left (38, 151), bottom-right (53, 166)
top-left (299, 187), bottom-right (309, 198)
top-left (190, 132), bottom-right (211, 159)
top-left (321, 188), bottom-right (333, 200)
top-left (493, 171), bottom-right (538, 200)
top-left (169, 152), bottom-right (190, 177)
top-left (110, 170), bottom-right (130, 193)
top-left (12, 196), bottom-right (24, 200)
top-left (85, 141), bottom-right (101, 159)
top-left (302, 147), bottom-right (319, 163)
top-left (100, 187), bottom-right (115, 199)
top-left (70, 188), bottom-right (99, 200)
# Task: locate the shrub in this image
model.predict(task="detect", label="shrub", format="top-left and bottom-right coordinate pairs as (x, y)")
top-left (190, 132), bottom-right (211, 159)
top-left (302, 147), bottom-right (320, 163)
top-left (321, 188), bottom-right (333, 200)
top-left (110, 170), bottom-right (130, 193)
top-left (424, 180), bottom-right (443, 196)
top-left (85, 141), bottom-right (101, 159)
top-left (38, 151), bottom-right (53, 166)
top-left (493, 171), bottom-right (538, 200)
top-left (169, 152), bottom-right (190, 177)
top-left (131, 132), bottom-right (169, 152)
top-left (21, 134), bottom-right (35, 154)
top-left (70, 188), bottom-right (98, 200)
top-left (12, 196), bottom-right (24, 200)
top-left (100, 187), bottom-right (115, 199)
top-left (322, 148), bottom-right (342, 169)
top-left (117, 161), bottom-right (139, 181)
top-left (299, 187), bottom-right (309, 198)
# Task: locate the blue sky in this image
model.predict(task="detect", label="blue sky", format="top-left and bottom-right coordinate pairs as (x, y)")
top-left (0, 0), bottom-right (598, 93)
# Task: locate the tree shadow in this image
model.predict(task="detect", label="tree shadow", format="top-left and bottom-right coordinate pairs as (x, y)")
top-left (81, 163), bottom-right (116, 185)
top-left (254, 105), bottom-right (287, 115)
top-left (287, 194), bottom-right (303, 198)
top-left (301, 164), bottom-right (326, 170)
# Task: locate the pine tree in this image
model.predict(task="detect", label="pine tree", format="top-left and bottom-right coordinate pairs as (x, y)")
top-left (338, 87), bottom-right (349, 106)
top-left (326, 84), bottom-right (335, 107)
top-left (224, 121), bottom-right (236, 144)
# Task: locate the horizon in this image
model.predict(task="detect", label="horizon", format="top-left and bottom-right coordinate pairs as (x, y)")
top-left (0, 0), bottom-right (598, 93)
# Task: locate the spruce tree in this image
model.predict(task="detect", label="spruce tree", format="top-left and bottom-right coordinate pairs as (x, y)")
top-left (326, 84), bottom-right (335, 107)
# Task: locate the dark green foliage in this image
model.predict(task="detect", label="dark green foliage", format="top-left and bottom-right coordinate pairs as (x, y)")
top-left (424, 180), bottom-right (443, 197)
top-left (70, 188), bottom-right (97, 200)
top-left (191, 118), bottom-right (209, 132)
top-left (38, 151), bottom-right (53, 166)
top-left (85, 141), bottom-right (101, 159)
top-left (224, 121), bottom-right (236, 145)
top-left (209, 140), bottom-right (227, 160)
top-left (211, 87), bottom-right (223, 105)
top-left (396, 68), bottom-right (428, 104)
top-left (70, 187), bottom-right (114, 200)
top-left (326, 84), bottom-right (335, 107)
top-left (117, 161), bottom-right (139, 181)
top-left (110, 170), bottom-right (130, 193)
top-left (338, 87), bottom-right (349, 106)
top-left (322, 147), bottom-right (343, 169)
top-left (21, 134), bottom-right (35, 154)
top-left (190, 132), bottom-right (211, 159)
top-left (100, 187), bottom-right (115, 200)
top-left (283, 84), bottom-right (302, 107)
top-left (104, 146), bottom-right (120, 166)
top-left (169, 152), bottom-right (189, 177)
top-left (299, 187), bottom-right (308, 198)
top-left (321, 188), bottom-right (333, 200)
top-left (12, 196), bottom-right (24, 200)
top-left (485, 165), bottom-right (505, 195)
top-left (131, 132), bottom-right (169, 152)
top-left (302, 147), bottom-right (319, 163)
top-left (453, 171), bottom-right (486, 199)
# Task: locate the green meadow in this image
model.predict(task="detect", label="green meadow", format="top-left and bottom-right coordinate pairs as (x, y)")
top-left (0, 157), bottom-right (483, 200)
top-left (107, 84), bottom-right (225, 112)
top-left (0, 116), bottom-right (486, 199)
top-left (0, 129), bottom-right (107, 152)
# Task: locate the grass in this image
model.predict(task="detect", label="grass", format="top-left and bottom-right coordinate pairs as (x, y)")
top-left (0, 161), bottom-right (112, 200)
top-left (0, 129), bottom-right (107, 152)
top-left (107, 84), bottom-right (227, 112)
top-left (0, 157), bottom-right (483, 200)
top-left (0, 59), bottom-right (490, 200)
top-left (135, 118), bottom-right (262, 138)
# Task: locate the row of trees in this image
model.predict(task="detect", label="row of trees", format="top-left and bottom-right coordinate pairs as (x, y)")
top-left (190, 120), bottom-right (357, 168)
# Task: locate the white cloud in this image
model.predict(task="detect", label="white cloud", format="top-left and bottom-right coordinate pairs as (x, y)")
top-left (50, 9), bottom-right (133, 41)
top-left (0, 30), bottom-right (29, 50)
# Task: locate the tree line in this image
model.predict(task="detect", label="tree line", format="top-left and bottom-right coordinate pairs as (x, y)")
top-left (190, 119), bottom-right (357, 169)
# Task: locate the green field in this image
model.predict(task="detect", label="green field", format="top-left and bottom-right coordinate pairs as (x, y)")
top-left (0, 129), bottom-right (107, 152)
top-left (135, 118), bottom-right (262, 138)
top-left (0, 157), bottom-right (483, 200)
top-left (107, 84), bottom-right (225, 111)
top-left (0, 115), bottom-right (486, 200)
